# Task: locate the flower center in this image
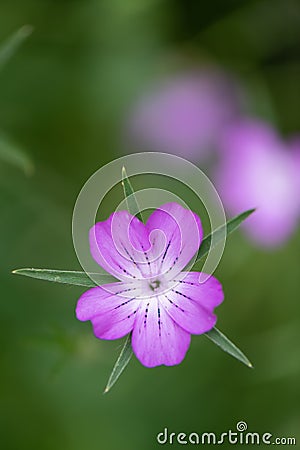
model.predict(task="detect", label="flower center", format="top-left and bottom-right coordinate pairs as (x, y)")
top-left (149, 279), bottom-right (161, 291)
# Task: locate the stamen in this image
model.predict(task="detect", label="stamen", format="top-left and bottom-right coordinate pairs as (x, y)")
top-left (149, 279), bottom-right (161, 291)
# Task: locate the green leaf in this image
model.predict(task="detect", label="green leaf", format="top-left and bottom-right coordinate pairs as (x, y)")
top-left (195, 209), bottom-right (255, 263)
top-left (104, 334), bottom-right (133, 394)
top-left (205, 327), bottom-right (253, 368)
top-left (122, 166), bottom-right (144, 222)
top-left (0, 27), bottom-right (34, 173)
top-left (0, 25), bottom-right (33, 70)
top-left (12, 268), bottom-right (117, 287)
top-left (0, 131), bottom-right (34, 174)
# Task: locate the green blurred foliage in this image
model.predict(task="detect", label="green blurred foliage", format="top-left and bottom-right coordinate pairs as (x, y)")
top-left (0, 1), bottom-right (300, 449)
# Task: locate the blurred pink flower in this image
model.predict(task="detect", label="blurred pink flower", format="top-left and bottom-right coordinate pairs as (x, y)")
top-left (215, 120), bottom-right (300, 247)
top-left (125, 70), bottom-right (242, 160)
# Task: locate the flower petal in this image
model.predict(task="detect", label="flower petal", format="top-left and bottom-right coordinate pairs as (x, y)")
top-left (160, 272), bottom-right (224, 334)
top-left (146, 203), bottom-right (203, 279)
top-left (131, 297), bottom-right (191, 367)
top-left (173, 272), bottom-right (224, 309)
top-left (90, 211), bottom-right (152, 281)
top-left (76, 283), bottom-right (141, 340)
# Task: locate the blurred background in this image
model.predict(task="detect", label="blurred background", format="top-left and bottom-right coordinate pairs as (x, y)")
top-left (1, 0), bottom-right (300, 449)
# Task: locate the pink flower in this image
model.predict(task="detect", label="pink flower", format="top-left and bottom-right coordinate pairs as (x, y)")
top-left (125, 70), bottom-right (241, 160)
top-left (215, 120), bottom-right (300, 246)
top-left (76, 203), bottom-right (224, 368)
